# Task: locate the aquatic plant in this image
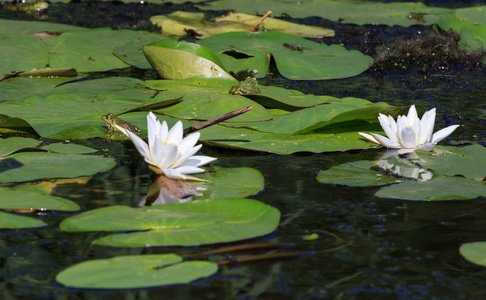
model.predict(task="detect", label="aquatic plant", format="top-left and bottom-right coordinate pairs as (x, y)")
top-left (115, 111), bottom-right (216, 180)
top-left (359, 105), bottom-right (459, 154)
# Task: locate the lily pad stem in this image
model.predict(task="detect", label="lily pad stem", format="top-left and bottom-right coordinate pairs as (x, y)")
top-left (183, 106), bottom-right (253, 135)
top-left (249, 11), bottom-right (272, 32)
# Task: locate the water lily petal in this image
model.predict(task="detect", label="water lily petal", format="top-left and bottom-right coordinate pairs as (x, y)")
top-left (175, 165), bottom-right (205, 175)
top-left (161, 168), bottom-right (187, 180)
top-left (190, 155), bottom-right (218, 167)
top-left (153, 142), bottom-right (179, 169)
top-left (147, 112), bottom-right (159, 153)
top-left (411, 119), bottom-right (421, 146)
top-left (399, 126), bottom-right (417, 149)
top-left (396, 116), bottom-right (408, 147)
top-left (378, 114), bottom-right (399, 145)
top-left (431, 124), bottom-right (460, 144)
top-left (370, 133), bottom-right (401, 148)
top-left (397, 148), bottom-right (416, 155)
top-left (176, 144), bottom-right (202, 167)
top-left (127, 131), bottom-right (150, 160)
top-left (113, 124), bottom-right (130, 138)
top-left (179, 132), bottom-right (200, 154)
top-left (406, 105), bottom-right (419, 127)
top-left (418, 108), bottom-right (436, 145)
top-left (167, 121), bottom-right (183, 146)
top-left (358, 132), bottom-right (380, 145)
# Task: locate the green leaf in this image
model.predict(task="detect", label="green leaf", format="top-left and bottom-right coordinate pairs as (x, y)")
top-left (0, 93), bottom-right (174, 139)
top-left (316, 160), bottom-right (400, 187)
top-left (199, 31), bottom-right (372, 80)
top-left (59, 198), bottom-right (280, 247)
top-left (0, 152), bottom-right (116, 183)
top-left (41, 143), bottom-right (99, 154)
top-left (0, 211), bottom-right (47, 229)
top-left (374, 176), bottom-right (486, 201)
top-left (0, 137), bottom-right (40, 157)
top-left (0, 188), bottom-right (80, 211)
top-left (56, 254), bottom-right (218, 289)
top-left (143, 40), bottom-right (234, 79)
top-left (198, 0), bottom-right (451, 26)
top-left (436, 13), bottom-right (486, 52)
top-left (411, 145), bottom-right (486, 181)
top-left (460, 242), bottom-right (486, 267)
top-left (194, 167), bottom-right (265, 199)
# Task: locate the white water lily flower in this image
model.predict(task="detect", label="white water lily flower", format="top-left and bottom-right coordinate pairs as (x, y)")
top-left (114, 112), bottom-right (216, 181)
top-left (359, 105), bottom-right (459, 154)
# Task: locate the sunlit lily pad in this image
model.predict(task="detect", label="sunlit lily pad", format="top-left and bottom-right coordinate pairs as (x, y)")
top-left (198, 31), bottom-right (372, 80)
top-left (0, 211), bottom-right (47, 229)
top-left (41, 143), bottom-right (99, 154)
top-left (0, 152), bottom-right (116, 183)
top-left (460, 242), bottom-right (486, 267)
top-left (56, 254), bottom-right (218, 289)
top-left (436, 13), bottom-right (486, 52)
top-left (0, 188), bottom-right (80, 211)
top-left (150, 11), bottom-right (334, 39)
top-left (60, 198), bottom-right (280, 247)
top-left (374, 176), bottom-right (486, 201)
top-left (143, 40), bottom-right (234, 80)
top-left (198, 0), bottom-right (451, 26)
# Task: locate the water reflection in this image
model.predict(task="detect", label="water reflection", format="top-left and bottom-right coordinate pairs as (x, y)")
top-left (137, 174), bottom-right (204, 206)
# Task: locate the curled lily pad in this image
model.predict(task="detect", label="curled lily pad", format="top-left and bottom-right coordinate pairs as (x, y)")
top-left (59, 198), bottom-right (280, 247)
top-left (0, 137), bottom-right (40, 157)
top-left (150, 11), bottom-right (334, 39)
top-left (142, 40), bottom-right (234, 80)
top-left (56, 254), bottom-right (218, 289)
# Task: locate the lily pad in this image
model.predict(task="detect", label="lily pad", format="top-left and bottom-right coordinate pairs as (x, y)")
top-left (59, 198), bottom-right (280, 247)
top-left (374, 176), bottom-right (486, 201)
top-left (459, 242), bottom-right (486, 267)
top-left (150, 11), bottom-right (334, 39)
top-left (198, 0), bottom-right (451, 26)
top-left (0, 152), bottom-right (116, 183)
top-left (0, 93), bottom-right (177, 139)
top-left (0, 188), bottom-right (80, 211)
top-left (0, 137), bottom-right (40, 157)
top-left (56, 254), bottom-right (218, 289)
top-left (41, 143), bottom-right (99, 154)
top-left (198, 31), bottom-right (372, 80)
top-left (194, 167), bottom-right (265, 199)
top-left (0, 211), bottom-right (47, 229)
top-left (436, 13), bottom-right (486, 52)
top-left (142, 40), bottom-right (234, 80)
top-left (410, 145), bottom-right (486, 181)
top-left (316, 160), bottom-right (400, 187)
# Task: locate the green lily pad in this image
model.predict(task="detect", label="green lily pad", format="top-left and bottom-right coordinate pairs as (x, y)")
top-left (436, 13), bottom-right (486, 53)
top-left (59, 198), bottom-right (280, 247)
top-left (374, 176), bottom-right (486, 201)
top-left (0, 188), bottom-right (80, 211)
top-left (0, 137), bottom-right (40, 157)
top-left (316, 160), bottom-right (400, 187)
top-left (41, 143), bottom-right (99, 154)
top-left (142, 40), bottom-right (234, 80)
top-left (0, 152), bottom-right (116, 183)
top-left (411, 145), bottom-right (486, 181)
top-left (0, 93), bottom-right (176, 139)
top-left (198, 0), bottom-right (451, 26)
top-left (0, 211), bottom-right (47, 229)
top-left (0, 19), bottom-right (162, 75)
top-left (142, 78), bottom-right (272, 122)
top-left (198, 31), bottom-right (372, 80)
top-left (459, 242), bottom-right (486, 267)
top-left (194, 167), bottom-right (265, 199)
top-left (56, 254), bottom-right (218, 289)
top-left (455, 5), bottom-right (486, 26)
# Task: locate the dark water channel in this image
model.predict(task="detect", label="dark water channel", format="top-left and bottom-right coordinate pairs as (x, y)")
top-left (2, 1), bottom-right (486, 299)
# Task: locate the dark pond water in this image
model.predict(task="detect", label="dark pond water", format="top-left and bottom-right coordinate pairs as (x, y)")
top-left (1, 1), bottom-right (486, 299)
